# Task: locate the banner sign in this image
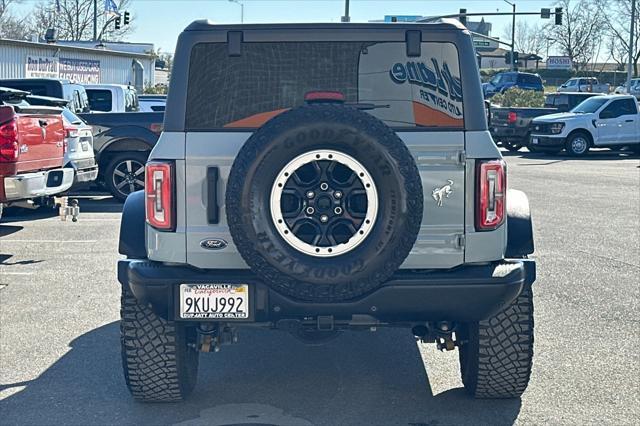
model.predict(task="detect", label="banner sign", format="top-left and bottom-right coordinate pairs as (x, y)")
top-left (24, 56), bottom-right (100, 83)
top-left (547, 56), bottom-right (573, 70)
top-left (59, 58), bottom-right (101, 84)
top-left (25, 56), bottom-right (59, 79)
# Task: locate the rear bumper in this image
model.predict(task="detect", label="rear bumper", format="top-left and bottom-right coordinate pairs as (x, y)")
top-left (492, 126), bottom-right (528, 142)
top-left (117, 259), bottom-right (536, 325)
top-left (1, 168), bottom-right (74, 202)
top-left (67, 159), bottom-right (99, 183)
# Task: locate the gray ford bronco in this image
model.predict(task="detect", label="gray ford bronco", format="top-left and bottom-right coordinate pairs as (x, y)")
top-left (117, 21), bottom-right (536, 402)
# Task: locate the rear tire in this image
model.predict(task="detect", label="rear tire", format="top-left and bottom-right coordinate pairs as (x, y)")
top-left (458, 284), bottom-right (534, 399)
top-left (104, 152), bottom-right (148, 202)
top-left (120, 285), bottom-right (199, 402)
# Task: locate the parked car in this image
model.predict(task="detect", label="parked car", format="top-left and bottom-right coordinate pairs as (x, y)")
top-left (84, 84), bottom-right (140, 113)
top-left (490, 92), bottom-right (598, 151)
top-left (24, 95), bottom-right (99, 188)
top-left (482, 71), bottom-right (543, 98)
top-left (117, 21), bottom-right (537, 402)
top-left (614, 78), bottom-right (640, 99)
top-left (530, 94), bottom-right (640, 156)
top-left (77, 111), bottom-right (163, 200)
top-left (0, 87), bottom-right (74, 219)
top-left (138, 94), bottom-right (166, 112)
top-left (557, 77), bottom-right (609, 94)
top-left (0, 78), bottom-right (90, 113)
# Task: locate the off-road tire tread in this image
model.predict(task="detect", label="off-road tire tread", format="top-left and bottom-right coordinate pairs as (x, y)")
top-left (460, 284), bottom-right (534, 398)
top-left (120, 286), bottom-right (198, 402)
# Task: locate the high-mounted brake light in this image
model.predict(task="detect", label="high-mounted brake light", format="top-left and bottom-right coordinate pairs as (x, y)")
top-left (507, 111), bottom-right (517, 124)
top-left (304, 91), bottom-right (346, 103)
top-left (145, 161), bottom-right (174, 230)
top-left (476, 160), bottom-right (506, 230)
top-left (0, 119), bottom-right (19, 163)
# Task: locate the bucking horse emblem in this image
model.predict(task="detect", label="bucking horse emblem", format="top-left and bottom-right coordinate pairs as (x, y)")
top-left (432, 180), bottom-right (454, 207)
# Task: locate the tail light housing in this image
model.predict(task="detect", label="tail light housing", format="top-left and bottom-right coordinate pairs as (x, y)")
top-left (145, 161), bottom-right (174, 231)
top-left (0, 119), bottom-right (19, 163)
top-left (149, 123), bottom-right (164, 135)
top-left (476, 160), bottom-right (506, 230)
top-left (507, 111), bottom-right (517, 124)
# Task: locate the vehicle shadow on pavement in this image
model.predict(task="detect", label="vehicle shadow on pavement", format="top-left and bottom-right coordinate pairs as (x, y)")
top-left (0, 322), bottom-right (522, 426)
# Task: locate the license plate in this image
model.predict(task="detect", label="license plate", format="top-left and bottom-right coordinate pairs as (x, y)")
top-left (531, 138), bottom-right (539, 144)
top-left (180, 284), bottom-right (249, 319)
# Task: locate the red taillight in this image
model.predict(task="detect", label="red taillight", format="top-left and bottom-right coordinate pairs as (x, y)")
top-left (476, 160), bottom-right (506, 230)
top-left (507, 111), bottom-right (517, 124)
top-left (145, 161), bottom-right (174, 230)
top-left (149, 123), bottom-right (163, 135)
top-left (0, 119), bottom-right (19, 163)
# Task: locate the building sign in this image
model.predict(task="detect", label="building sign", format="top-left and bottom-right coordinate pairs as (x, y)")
top-left (59, 58), bottom-right (101, 84)
top-left (25, 56), bottom-right (59, 79)
top-left (472, 36), bottom-right (499, 51)
top-left (547, 56), bottom-right (573, 70)
top-left (24, 56), bottom-right (100, 83)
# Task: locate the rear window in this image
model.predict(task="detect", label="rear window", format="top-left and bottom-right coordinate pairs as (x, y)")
top-left (186, 41), bottom-right (463, 130)
top-left (519, 74), bottom-right (540, 85)
top-left (86, 89), bottom-right (112, 112)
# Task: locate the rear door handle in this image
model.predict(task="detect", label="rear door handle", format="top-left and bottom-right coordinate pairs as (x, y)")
top-left (625, 119), bottom-right (634, 122)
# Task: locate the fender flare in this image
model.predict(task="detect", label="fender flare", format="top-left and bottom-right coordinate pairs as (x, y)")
top-left (118, 190), bottom-right (147, 259)
top-left (506, 189), bottom-right (535, 257)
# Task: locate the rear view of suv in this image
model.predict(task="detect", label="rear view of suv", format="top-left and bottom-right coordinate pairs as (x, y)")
top-left (117, 21), bottom-right (537, 402)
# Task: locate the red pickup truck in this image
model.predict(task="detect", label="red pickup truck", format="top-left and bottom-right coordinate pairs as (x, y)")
top-left (0, 87), bottom-right (74, 219)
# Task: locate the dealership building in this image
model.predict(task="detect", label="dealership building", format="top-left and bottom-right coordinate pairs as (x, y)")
top-left (0, 38), bottom-right (155, 91)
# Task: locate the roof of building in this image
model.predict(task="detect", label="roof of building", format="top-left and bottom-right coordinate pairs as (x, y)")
top-left (0, 38), bottom-right (154, 59)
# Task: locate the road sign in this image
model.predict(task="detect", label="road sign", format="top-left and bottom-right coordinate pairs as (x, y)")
top-left (547, 56), bottom-right (572, 69)
top-left (473, 36), bottom-right (499, 51)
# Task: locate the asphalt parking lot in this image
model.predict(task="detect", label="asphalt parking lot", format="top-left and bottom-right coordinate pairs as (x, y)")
top-left (1, 149), bottom-right (639, 426)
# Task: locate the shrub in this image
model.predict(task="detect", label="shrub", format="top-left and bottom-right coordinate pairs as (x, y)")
top-left (491, 88), bottom-right (545, 107)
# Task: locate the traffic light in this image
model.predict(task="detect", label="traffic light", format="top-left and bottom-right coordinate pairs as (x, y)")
top-left (123, 11), bottom-right (130, 26)
top-left (505, 51), bottom-right (511, 65)
top-left (513, 51), bottom-right (519, 65)
top-left (555, 7), bottom-right (563, 25)
top-left (114, 16), bottom-right (121, 30)
top-left (541, 8), bottom-right (551, 19)
top-left (459, 8), bottom-right (467, 27)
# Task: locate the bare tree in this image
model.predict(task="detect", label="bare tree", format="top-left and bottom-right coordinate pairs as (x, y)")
top-left (549, 0), bottom-right (605, 70)
top-left (0, 0), bottom-right (33, 40)
top-left (31, 0), bottom-right (135, 41)
top-left (599, 0), bottom-right (640, 76)
top-left (502, 21), bottom-right (548, 58)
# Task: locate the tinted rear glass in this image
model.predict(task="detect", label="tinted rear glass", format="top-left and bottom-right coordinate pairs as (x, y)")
top-left (86, 89), bottom-right (112, 112)
top-left (186, 41), bottom-right (463, 130)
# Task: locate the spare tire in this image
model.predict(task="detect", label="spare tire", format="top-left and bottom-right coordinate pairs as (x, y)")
top-left (226, 104), bottom-right (423, 302)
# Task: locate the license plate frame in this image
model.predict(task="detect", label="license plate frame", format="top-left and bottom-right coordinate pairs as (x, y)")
top-left (178, 283), bottom-right (251, 320)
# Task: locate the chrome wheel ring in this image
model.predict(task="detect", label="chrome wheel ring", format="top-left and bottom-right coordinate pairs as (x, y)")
top-left (270, 150), bottom-right (378, 258)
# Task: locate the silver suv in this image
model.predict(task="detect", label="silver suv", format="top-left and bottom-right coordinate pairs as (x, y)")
top-left (117, 21), bottom-right (537, 402)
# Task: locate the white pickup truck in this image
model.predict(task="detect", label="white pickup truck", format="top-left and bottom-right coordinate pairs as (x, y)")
top-left (557, 77), bottom-right (609, 94)
top-left (529, 95), bottom-right (640, 156)
top-left (84, 84), bottom-right (140, 113)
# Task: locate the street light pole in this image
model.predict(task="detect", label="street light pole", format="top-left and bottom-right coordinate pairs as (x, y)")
top-left (503, 0), bottom-right (516, 71)
top-left (93, 0), bottom-right (97, 41)
top-left (342, 0), bottom-right (350, 22)
top-left (627, 0), bottom-right (636, 91)
top-left (228, 0), bottom-right (244, 24)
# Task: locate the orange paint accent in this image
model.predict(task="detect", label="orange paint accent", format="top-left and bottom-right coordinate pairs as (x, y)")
top-left (412, 101), bottom-right (463, 127)
top-left (223, 108), bottom-right (290, 128)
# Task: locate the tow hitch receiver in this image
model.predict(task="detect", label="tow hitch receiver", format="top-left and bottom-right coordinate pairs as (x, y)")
top-left (413, 321), bottom-right (463, 351)
top-left (195, 323), bottom-right (238, 352)
top-left (56, 197), bottom-right (80, 222)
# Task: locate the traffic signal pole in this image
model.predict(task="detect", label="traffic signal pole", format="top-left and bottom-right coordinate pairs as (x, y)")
top-left (510, 3), bottom-right (516, 70)
top-left (93, 0), bottom-right (97, 41)
top-left (627, 0), bottom-right (636, 91)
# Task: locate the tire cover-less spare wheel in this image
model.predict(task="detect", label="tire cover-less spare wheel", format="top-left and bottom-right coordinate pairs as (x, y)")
top-left (226, 104), bottom-right (423, 302)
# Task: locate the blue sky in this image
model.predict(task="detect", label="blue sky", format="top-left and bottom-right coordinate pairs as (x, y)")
top-left (14, 0), bottom-right (557, 54)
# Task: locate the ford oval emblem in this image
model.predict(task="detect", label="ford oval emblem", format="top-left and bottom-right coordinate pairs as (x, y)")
top-left (200, 238), bottom-right (228, 250)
